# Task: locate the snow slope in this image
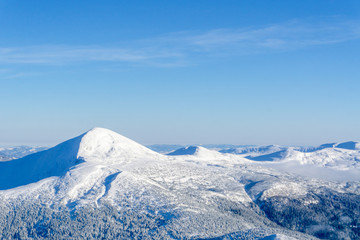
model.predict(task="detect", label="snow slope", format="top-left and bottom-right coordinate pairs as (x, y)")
top-left (0, 132), bottom-right (83, 190)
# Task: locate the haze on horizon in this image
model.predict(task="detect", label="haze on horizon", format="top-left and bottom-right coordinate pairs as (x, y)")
top-left (1, 0), bottom-right (359, 146)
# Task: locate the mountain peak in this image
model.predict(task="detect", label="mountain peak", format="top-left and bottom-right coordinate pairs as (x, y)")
top-left (167, 146), bottom-right (206, 156)
top-left (78, 127), bottom-right (160, 162)
top-left (167, 146), bottom-right (227, 159)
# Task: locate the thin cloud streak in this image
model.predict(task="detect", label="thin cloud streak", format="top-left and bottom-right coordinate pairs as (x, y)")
top-left (182, 19), bottom-right (360, 51)
top-left (0, 18), bottom-right (359, 66)
top-left (0, 46), bottom-right (174, 64)
top-left (0, 68), bottom-right (42, 80)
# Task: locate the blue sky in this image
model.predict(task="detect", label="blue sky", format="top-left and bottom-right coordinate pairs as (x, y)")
top-left (1, 0), bottom-right (360, 146)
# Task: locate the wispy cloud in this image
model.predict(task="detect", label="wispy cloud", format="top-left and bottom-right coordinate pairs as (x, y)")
top-left (0, 46), bottom-right (170, 64)
top-left (177, 18), bottom-right (360, 52)
top-left (0, 68), bottom-right (42, 80)
top-left (0, 17), bottom-right (359, 67)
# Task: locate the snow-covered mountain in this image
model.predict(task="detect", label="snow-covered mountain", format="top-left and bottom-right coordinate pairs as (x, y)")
top-left (167, 146), bottom-right (253, 166)
top-left (147, 144), bottom-right (250, 154)
top-left (168, 145), bottom-right (230, 159)
top-left (0, 128), bottom-right (163, 190)
top-left (234, 142), bottom-right (360, 171)
top-left (220, 145), bottom-right (287, 157)
top-left (0, 128), bottom-right (359, 239)
top-left (146, 144), bottom-right (186, 154)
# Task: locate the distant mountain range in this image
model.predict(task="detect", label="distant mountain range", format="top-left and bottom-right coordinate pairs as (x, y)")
top-left (147, 144), bottom-right (252, 153)
top-left (0, 146), bottom-right (48, 161)
top-left (218, 142), bottom-right (360, 170)
top-left (6, 141), bottom-right (358, 162)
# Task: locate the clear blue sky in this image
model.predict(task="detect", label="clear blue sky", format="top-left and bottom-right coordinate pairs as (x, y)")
top-left (1, 0), bottom-right (360, 146)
